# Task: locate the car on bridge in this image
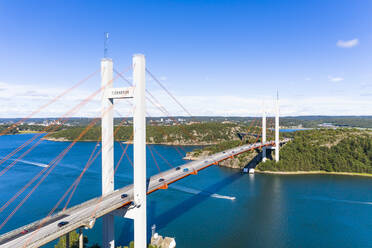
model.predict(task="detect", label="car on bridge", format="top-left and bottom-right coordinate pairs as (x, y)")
top-left (57, 221), bottom-right (69, 228)
top-left (21, 229), bottom-right (28, 235)
top-left (183, 168), bottom-right (189, 172)
top-left (121, 194), bottom-right (128, 199)
top-left (158, 178), bottom-right (165, 182)
top-left (175, 166), bottom-right (181, 171)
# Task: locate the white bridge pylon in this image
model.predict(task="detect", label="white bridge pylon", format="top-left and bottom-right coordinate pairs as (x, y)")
top-left (101, 54), bottom-right (147, 248)
top-left (275, 92), bottom-right (280, 162)
top-left (261, 94), bottom-right (280, 163)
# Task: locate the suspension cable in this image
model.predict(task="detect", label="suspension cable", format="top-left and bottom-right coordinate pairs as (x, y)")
top-left (0, 66), bottom-right (131, 177)
top-left (0, 105), bottom-right (114, 228)
top-left (0, 69), bottom-right (99, 137)
top-left (114, 69), bottom-right (194, 152)
top-left (148, 145), bottom-right (161, 172)
top-left (151, 146), bottom-right (174, 168)
top-left (23, 118), bottom-right (133, 247)
top-left (146, 68), bottom-right (193, 117)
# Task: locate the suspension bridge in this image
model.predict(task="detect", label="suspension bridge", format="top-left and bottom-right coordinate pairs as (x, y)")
top-left (0, 54), bottom-right (286, 248)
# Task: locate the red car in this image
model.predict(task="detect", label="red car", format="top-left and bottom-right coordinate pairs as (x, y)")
top-left (21, 229), bottom-right (28, 234)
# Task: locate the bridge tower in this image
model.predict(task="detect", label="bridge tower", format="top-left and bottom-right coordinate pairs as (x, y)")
top-left (275, 91), bottom-right (280, 162)
top-left (100, 54), bottom-right (147, 248)
top-left (101, 58), bottom-right (115, 248)
top-left (262, 110), bottom-right (267, 162)
top-left (132, 54), bottom-right (147, 248)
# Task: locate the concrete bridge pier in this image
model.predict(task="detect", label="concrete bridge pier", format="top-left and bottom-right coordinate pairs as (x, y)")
top-left (262, 110), bottom-right (267, 162)
top-left (275, 91), bottom-right (280, 162)
top-left (101, 58), bottom-right (115, 248)
top-left (65, 232), bottom-right (70, 248)
top-left (133, 54), bottom-right (147, 248)
top-left (79, 228), bottom-right (84, 248)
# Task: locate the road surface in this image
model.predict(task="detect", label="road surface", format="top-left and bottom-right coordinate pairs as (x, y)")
top-left (0, 139), bottom-right (289, 248)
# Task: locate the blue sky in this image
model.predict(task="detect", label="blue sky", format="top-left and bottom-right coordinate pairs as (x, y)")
top-left (0, 0), bottom-right (371, 117)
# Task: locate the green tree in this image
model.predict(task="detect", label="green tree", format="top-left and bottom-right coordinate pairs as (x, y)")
top-left (54, 230), bottom-right (88, 248)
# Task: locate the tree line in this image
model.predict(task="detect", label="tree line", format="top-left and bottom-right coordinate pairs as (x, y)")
top-left (258, 129), bottom-right (372, 173)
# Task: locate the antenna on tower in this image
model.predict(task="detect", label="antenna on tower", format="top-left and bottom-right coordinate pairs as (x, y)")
top-left (104, 32), bottom-right (109, 58)
top-left (277, 89), bottom-right (279, 101)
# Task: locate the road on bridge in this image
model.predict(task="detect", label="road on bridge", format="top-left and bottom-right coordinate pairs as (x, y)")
top-left (0, 139), bottom-right (290, 248)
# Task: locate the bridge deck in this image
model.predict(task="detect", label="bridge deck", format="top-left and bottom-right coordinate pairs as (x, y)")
top-left (0, 139), bottom-right (290, 248)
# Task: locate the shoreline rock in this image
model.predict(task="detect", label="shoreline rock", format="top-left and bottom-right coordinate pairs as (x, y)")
top-left (42, 137), bottom-right (215, 146)
top-left (255, 170), bottom-right (372, 177)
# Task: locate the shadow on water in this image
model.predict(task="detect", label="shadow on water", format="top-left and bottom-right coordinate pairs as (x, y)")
top-left (116, 171), bottom-right (243, 244)
top-left (149, 171), bottom-right (243, 231)
top-left (117, 215), bottom-right (133, 245)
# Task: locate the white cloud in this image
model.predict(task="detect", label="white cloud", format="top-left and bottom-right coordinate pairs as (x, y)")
top-left (328, 76), bottom-right (344, 82)
top-left (360, 83), bottom-right (372, 89)
top-left (360, 93), bottom-right (372, 97)
top-left (0, 81), bottom-right (101, 118)
top-left (336, 38), bottom-right (359, 48)
top-left (0, 81), bottom-right (372, 118)
top-left (144, 90), bottom-right (372, 117)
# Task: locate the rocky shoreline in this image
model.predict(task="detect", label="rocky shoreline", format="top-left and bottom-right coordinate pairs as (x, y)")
top-left (184, 149), bottom-right (259, 169)
top-left (43, 137), bottom-right (216, 146)
top-left (255, 170), bottom-right (372, 177)
top-left (43, 137), bottom-right (372, 177)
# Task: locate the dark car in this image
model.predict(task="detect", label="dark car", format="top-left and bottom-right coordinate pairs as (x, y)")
top-left (57, 221), bottom-right (69, 227)
top-left (175, 167), bottom-right (181, 171)
top-left (21, 229), bottom-right (28, 234)
top-left (222, 151), bottom-right (226, 154)
top-left (158, 178), bottom-right (165, 182)
top-left (121, 193), bottom-right (128, 199)
top-left (183, 168), bottom-right (189, 172)
top-left (204, 160), bottom-right (208, 163)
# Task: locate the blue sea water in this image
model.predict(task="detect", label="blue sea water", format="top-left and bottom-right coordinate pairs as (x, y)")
top-left (280, 128), bottom-right (308, 132)
top-left (1, 134), bottom-right (372, 247)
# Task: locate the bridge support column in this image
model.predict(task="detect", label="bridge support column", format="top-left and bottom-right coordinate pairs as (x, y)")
top-left (79, 228), bottom-right (84, 248)
top-left (101, 58), bottom-right (115, 248)
top-left (275, 91), bottom-right (280, 162)
top-left (133, 54), bottom-right (147, 248)
top-left (262, 110), bottom-right (267, 162)
top-left (65, 232), bottom-right (70, 248)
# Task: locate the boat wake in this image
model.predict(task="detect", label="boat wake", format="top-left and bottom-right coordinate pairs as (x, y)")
top-left (170, 184), bottom-right (236, 201)
top-left (303, 196), bottom-right (372, 206)
top-left (6, 158), bottom-right (49, 168)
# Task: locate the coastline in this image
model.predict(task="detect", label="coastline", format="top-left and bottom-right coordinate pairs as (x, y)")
top-left (7, 131), bottom-right (44, 135)
top-left (18, 131), bottom-right (43, 134)
top-left (255, 170), bottom-right (372, 178)
top-left (43, 137), bottom-right (210, 146)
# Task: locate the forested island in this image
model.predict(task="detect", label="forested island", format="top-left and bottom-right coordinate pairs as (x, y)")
top-left (183, 127), bottom-right (372, 176)
top-left (256, 129), bottom-right (372, 175)
top-left (44, 122), bottom-right (243, 145)
top-left (5, 118), bottom-right (372, 176)
top-left (186, 128), bottom-right (372, 175)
